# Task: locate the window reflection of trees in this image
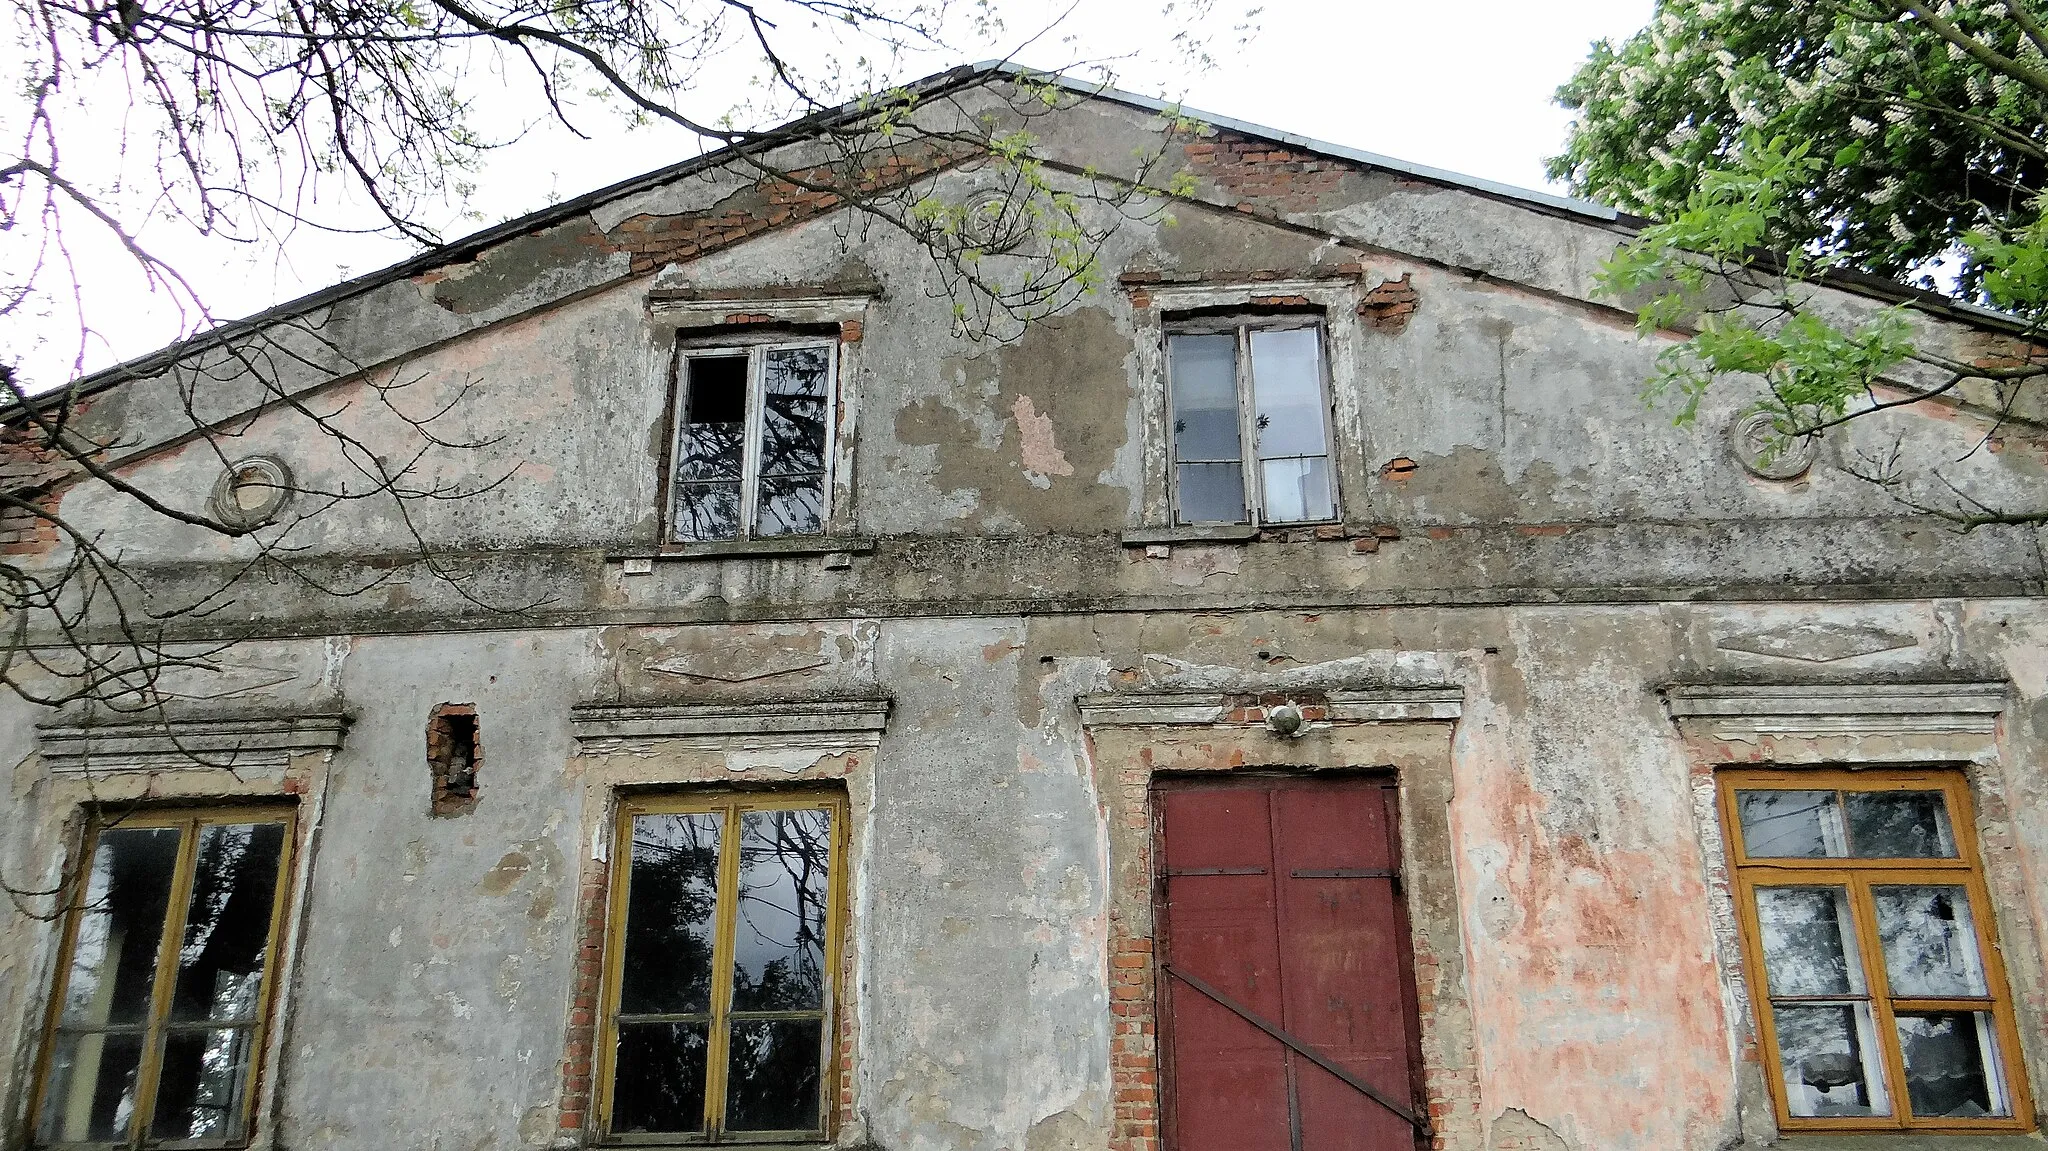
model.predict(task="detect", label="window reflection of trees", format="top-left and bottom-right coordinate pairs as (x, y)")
top-left (732, 809), bottom-right (830, 1012)
top-left (623, 814), bottom-right (722, 1014)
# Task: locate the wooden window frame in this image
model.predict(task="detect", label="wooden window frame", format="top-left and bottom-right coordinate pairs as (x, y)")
top-left (1163, 316), bottom-right (1338, 528)
top-left (29, 805), bottom-right (299, 1151)
top-left (595, 790), bottom-right (849, 1146)
top-left (1717, 767), bottom-right (2034, 1134)
top-left (663, 339), bottom-right (840, 545)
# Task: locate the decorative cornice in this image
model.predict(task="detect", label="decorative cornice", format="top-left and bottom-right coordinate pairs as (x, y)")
top-left (1661, 682), bottom-right (2007, 738)
top-left (1076, 688), bottom-right (1462, 728)
top-left (570, 698), bottom-right (891, 750)
top-left (37, 712), bottom-right (351, 773)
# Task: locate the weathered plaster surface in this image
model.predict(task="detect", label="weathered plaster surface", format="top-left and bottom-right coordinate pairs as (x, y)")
top-left (5, 82), bottom-right (2048, 1151)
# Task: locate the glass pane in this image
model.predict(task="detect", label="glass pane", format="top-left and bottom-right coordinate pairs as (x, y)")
top-left (759, 346), bottom-right (829, 477)
top-left (731, 808), bottom-right (833, 1012)
top-left (619, 812), bottom-right (723, 1015)
top-left (1258, 456), bottom-right (1335, 523)
top-left (1755, 887), bottom-right (1865, 996)
top-left (1169, 334), bottom-right (1242, 461)
top-left (150, 1026), bottom-right (256, 1141)
top-left (1873, 886), bottom-right (1988, 997)
top-left (64, 825), bottom-right (182, 1027)
top-left (1896, 1012), bottom-right (2009, 1118)
top-left (1846, 791), bottom-right (1957, 858)
top-left (1736, 790), bottom-right (1846, 858)
top-left (1175, 462), bottom-right (1247, 525)
top-left (755, 472), bottom-right (824, 538)
top-left (724, 1018), bottom-right (825, 1132)
top-left (673, 482), bottom-right (741, 543)
top-left (1249, 327), bottom-right (1328, 458)
top-left (170, 822), bottom-right (286, 1023)
top-left (610, 1022), bottom-right (709, 1134)
top-left (37, 1030), bottom-right (145, 1143)
top-left (1775, 1004), bottom-right (1890, 1117)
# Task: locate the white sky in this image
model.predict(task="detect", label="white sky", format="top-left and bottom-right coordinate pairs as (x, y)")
top-left (22, 0), bottom-right (1655, 385)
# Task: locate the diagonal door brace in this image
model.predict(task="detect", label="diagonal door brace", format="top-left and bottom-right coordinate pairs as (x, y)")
top-left (1160, 962), bottom-right (1430, 1134)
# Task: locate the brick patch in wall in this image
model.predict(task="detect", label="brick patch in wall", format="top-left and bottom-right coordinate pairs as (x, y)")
top-left (1359, 274), bottom-right (1420, 333)
top-left (1183, 133), bottom-right (1349, 216)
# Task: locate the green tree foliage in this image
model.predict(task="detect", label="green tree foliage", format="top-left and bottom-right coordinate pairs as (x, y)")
top-left (1553, 2), bottom-right (2048, 525)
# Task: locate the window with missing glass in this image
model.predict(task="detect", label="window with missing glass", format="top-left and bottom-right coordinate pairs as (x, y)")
top-left (32, 808), bottom-right (295, 1148)
top-left (599, 792), bottom-right (845, 1143)
top-left (669, 342), bottom-right (835, 543)
top-left (1166, 318), bottom-right (1336, 526)
top-left (1719, 769), bottom-right (2033, 1133)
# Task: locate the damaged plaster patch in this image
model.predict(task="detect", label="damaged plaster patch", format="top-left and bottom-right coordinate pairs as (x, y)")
top-left (1489, 1107), bottom-right (1570, 1151)
top-left (1011, 395), bottom-right (1074, 485)
top-left (1164, 545), bottom-right (1241, 587)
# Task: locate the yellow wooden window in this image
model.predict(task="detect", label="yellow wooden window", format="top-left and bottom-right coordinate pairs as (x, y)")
top-left (598, 792), bottom-right (846, 1143)
top-left (1719, 768), bottom-right (2033, 1132)
top-left (32, 807), bottom-right (297, 1148)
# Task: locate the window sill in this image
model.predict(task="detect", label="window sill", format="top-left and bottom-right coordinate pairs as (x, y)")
top-left (1121, 525), bottom-right (1261, 545)
top-left (609, 536), bottom-right (876, 562)
top-left (1754, 1133), bottom-right (2041, 1148)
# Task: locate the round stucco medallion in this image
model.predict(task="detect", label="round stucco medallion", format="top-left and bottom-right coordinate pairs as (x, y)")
top-left (210, 455), bottom-right (294, 527)
top-left (1728, 411), bottom-right (1819, 481)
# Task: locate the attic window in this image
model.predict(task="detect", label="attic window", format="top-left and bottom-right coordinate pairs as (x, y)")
top-left (669, 342), bottom-right (835, 542)
top-left (1166, 318), bottom-right (1336, 526)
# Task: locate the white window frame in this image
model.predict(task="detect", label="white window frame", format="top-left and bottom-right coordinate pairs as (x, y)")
top-left (1163, 316), bottom-right (1339, 528)
top-left (668, 338), bottom-right (839, 543)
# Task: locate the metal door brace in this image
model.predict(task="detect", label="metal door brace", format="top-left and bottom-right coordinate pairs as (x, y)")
top-left (1160, 962), bottom-right (1429, 1133)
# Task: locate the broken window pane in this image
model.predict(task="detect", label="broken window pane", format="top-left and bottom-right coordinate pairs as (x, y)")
top-left (169, 822), bottom-right (285, 1024)
top-left (1873, 886), bottom-right (1987, 998)
top-left (1249, 328), bottom-right (1334, 523)
top-left (756, 347), bottom-right (829, 537)
top-left (725, 1018), bottom-right (825, 1131)
top-left (150, 1026), bottom-right (255, 1141)
top-left (1775, 1004), bottom-right (1889, 1117)
top-left (62, 826), bottom-right (181, 1028)
top-left (1756, 886), bottom-right (1865, 996)
top-left (673, 356), bottom-right (748, 542)
top-left (38, 1030), bottom-right (145, 1143)
top-left (621, 812), bottom-right (723, 1015)
top-left (1736, 790), bottom-right (1846, 858)
top-left (732, 808), bottom-right (832, 1012)
top-left (1846, 792), bottom-right (1956, 859)
top-left (1169, 334), bottom-right (1246, 524)
top-left (612, 1022), bottom-right (710, 1134)
top-left (1895, 1012), bottom-right (2008, 1118)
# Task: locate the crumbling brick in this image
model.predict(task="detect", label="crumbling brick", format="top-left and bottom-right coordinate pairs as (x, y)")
top-left (427, 703), bottom-right (482, 817)
top-left (1360, 274), bottom-right (1420, 333)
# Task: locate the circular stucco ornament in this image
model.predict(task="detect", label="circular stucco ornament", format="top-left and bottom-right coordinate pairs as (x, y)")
top-left (210, 456), bottom-right (294, 527)
top-left (1729, 411), bottom-right (1819, 481)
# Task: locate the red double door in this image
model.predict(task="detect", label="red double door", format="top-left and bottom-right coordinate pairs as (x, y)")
top-left (1155, 775), bottom-right (1427, 1151)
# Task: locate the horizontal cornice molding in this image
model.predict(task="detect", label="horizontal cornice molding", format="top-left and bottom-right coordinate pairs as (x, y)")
top-left (1077, 688), bottom-right (1463, 728)
top-left (1662, 682), bottom-right (2007, 738)
top-left (570, 698), bottom-right (891, 750)
top-left (37, 712), bottom-right (351, 773)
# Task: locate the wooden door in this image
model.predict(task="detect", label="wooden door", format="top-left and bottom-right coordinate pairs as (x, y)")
top-left (1155, 775), bottom-right (1426, 1151)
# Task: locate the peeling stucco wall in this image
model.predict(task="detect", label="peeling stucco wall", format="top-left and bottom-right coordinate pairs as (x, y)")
top-left (4, 83), bottom-right (2048, 1151)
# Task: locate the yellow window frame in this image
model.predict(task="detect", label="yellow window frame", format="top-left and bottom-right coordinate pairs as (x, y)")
top-left (30, 805), bottom-right (299, 1149)
top-left (596, 790), bottom-right (849, 1145)
top-left (1718, 767), bottom-right (2034, 1133)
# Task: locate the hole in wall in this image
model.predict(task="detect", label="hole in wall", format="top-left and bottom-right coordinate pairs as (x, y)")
top-left (428, 703), bottom-right (482, 817)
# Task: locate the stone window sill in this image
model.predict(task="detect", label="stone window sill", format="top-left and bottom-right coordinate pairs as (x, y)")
top-left (1121, 523), bottom-right (1398, 548)
top-left (609, 536), bottom-right (876, 562)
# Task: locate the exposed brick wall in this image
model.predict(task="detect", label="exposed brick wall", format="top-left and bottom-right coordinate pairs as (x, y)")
top-left (1183, 132), bottom-right (1350, 215)
top-left (0, 417), bottom-right (83, 556)
top-left (605, 147), bottom-right (962, 276)
top-left (555, 862), bottom-right (611, 1141)
top-left (1360, 274), bottom-right (1421, 333)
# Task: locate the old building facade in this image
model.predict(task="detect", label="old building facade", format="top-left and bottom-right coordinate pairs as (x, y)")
top-left (3, 66), bottom-right (2047, 1151)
